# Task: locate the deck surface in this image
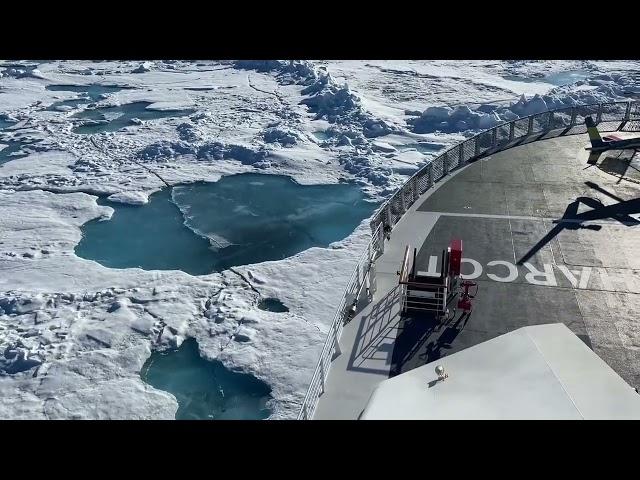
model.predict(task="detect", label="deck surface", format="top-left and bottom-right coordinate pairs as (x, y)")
top-left (314, 133), bottom-right (640, 420)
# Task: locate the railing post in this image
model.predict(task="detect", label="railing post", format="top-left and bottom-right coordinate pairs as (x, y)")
top-left (333, 325), bottom-right (341, 356)
top-left (491, 127), bottom-right (497, 147)
top-left (378, 224), bottom-right (385, 254)
top-left (596, 104), bottom-right (603, 124)
top-left (427, 162), bottom-right (433, 189)
top-left (474, 137), bottom-right (480, 157)
top-left (624, 101), bottom-right (631, 121)
top-left (399, 188), bottom-right (407, 213)
top-left (368, 258), bottom-right (376, 295)
top-left (411, 176), bottom-right (419, 202)
top-left (570, 107), bottom-right (577, 126)
top-left (527, 116), bottom-right (534, 135)
top-left (303, 402), bottom-right (309, 420)
top-left (459, 143), bottom-right (465, 165)
top-left (443, 154), bottom-right (450, 175)
top-left (509, 122), bottom-right (515, 141)
top-left (319, 358), bottom-right (325, 394)
top-left (385, 202), bottom-right (393, 227)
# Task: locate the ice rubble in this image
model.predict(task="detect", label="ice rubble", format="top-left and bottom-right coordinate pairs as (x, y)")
top-left (132, 62), bottom-right (155, 74)
top-left (407, 72), bottom-right (640, 134)
top-left (263, 126), bottom-right (300, 146)
top-left (236, 60), bottom-right (399, 138)
top-left (137, 140), bottom-right (271, 167)
top-left (234, 60), bottom-right (319, 83)
top-left (0, 64), bottom-right (44, 80)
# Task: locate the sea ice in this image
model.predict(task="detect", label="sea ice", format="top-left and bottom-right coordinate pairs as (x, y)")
top-left (1, 59), bottom-right (638, 419)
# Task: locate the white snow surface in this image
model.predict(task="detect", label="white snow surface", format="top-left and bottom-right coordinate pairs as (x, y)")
top-left (1, 59), bottom-right (639, 419)
top-left (107, 191), bottom-right (149, 205)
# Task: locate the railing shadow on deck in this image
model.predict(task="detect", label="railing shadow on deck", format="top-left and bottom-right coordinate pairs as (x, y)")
top-left (346, 286), bottom-right (402, 375)
top-left (345, 285), bottom-right (476, 378)
top-left (390, 310), bottom-right (472, 377)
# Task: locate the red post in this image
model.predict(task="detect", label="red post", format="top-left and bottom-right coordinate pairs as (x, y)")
top-left (449, 239), bottom-right (462, 276)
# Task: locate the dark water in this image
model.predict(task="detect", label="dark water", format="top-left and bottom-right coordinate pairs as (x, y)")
top-left (0, 140), bottom-right (29, 165)
top-left (0, 117), bottom-right (31, 165)
top-left (45, 84), bottom-right (130, 111)
top-left (72, 101), bottom-right (195, 134)
top-left (0, 116), bottom-right (14, 130)
top-left (0, 117), bottom-right (43, 166)
top-left (75, 188), bottom-right (217, 274)
top-left (258, 298), bottom-right (289, 313)
top-left (141, 338), bottom-right (272, 420)
top-left (545, 70), bottom-right (591, 86)
top-left (313, 131), bottom-right (331, 141)
top-left (75, 173), bottom-right (377, 275)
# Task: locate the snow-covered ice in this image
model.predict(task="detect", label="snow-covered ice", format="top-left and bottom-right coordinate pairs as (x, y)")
top-left (1, 59), bottom-right (639, 419)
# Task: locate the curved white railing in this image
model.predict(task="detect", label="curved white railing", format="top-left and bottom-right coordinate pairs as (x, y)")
top-left (297, 222), bottom-right (385, 420)
top-left (297, 100), bottom-right (639, 420)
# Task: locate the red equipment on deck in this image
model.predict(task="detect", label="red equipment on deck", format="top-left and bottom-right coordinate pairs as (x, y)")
top-left (449, 239), bottom-right (462, 276)
top-left (397, 239), bottom-right (464, 320)
top-left (457, 279), bottom-right (478, 313)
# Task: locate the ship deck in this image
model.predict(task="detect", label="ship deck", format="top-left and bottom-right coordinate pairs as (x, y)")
top-left (314, 133), bottom-right (640, 419)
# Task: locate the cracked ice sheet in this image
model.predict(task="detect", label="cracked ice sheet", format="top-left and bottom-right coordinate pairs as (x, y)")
top-left (0, 187), bottom-right (367, 419)
top-left (0, 63), bottom-right (349, 198)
